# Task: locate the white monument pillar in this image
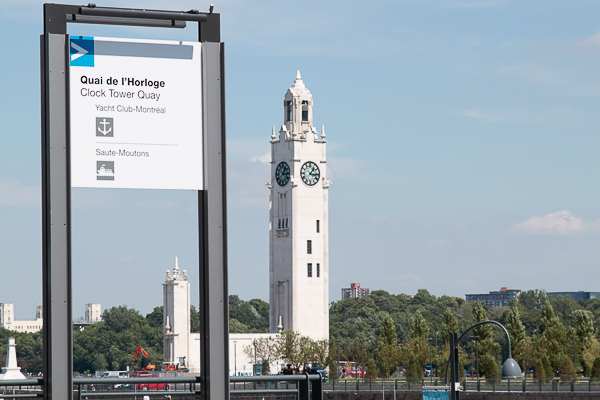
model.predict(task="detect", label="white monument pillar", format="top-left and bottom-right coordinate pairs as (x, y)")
top-left (0, 337), bottom-right (26, 380)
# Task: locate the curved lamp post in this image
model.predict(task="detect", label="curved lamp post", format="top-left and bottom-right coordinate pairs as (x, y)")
top-left (444, 320), bottom-right (522, 400)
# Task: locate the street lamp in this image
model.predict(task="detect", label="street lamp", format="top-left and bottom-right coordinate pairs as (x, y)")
top-left (233, 341), bottom-right (237, 376)
top-left (125, 342), bottom-right (129, 372)
top-left (445, 321), bottom-right (522, 400)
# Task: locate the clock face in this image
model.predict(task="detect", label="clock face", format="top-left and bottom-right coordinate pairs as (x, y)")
top-left (300, 161), bottom-right (320, 186)
top-left (275, 162), bottom-right (290, 186)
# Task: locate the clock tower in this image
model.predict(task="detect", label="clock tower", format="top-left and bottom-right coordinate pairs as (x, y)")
top-left (268, 71), bottom-right (330, 341)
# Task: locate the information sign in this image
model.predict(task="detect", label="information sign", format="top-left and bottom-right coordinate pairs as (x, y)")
top-left (69, 36), bottom-right (203, 190)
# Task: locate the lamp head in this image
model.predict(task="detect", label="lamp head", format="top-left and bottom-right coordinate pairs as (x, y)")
top-left (501, 357), bottom-right (523, 379)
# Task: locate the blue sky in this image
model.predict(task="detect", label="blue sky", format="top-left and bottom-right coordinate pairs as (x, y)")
top-left (2, 0), bottom-right (600, 319)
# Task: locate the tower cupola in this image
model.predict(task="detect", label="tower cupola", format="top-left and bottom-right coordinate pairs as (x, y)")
top-left (280, 71), bottom-right (321, 142)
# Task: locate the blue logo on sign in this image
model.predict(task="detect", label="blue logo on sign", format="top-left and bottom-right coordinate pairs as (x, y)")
top-left (70, 37), bottom-right (94, 67)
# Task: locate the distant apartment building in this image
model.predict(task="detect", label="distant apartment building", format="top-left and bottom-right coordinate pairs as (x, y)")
top-left (548, 291), bottom-right (600, 302)
top-left (0, 303), bottom-right (43, 333)
top-left (84, 303), bottom-right (102, 323)
top-left (465, 287), bottom-right (521, 308)
top-left (341, 283), bottom-right (371, 300)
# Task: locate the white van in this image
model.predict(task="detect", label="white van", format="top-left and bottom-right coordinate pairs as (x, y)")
top-left (100, 371), bottom-right (129, 378)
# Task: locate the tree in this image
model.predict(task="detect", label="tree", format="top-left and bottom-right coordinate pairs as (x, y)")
top-left (505, 304), bottom-right (525, 357)
top-left (560, 356), bottom-right (576, 379)
top-left (573, 310), bottom-right (599, 375)
top-left (539, 301), bottom-right (568, 371)
top-left (591, 357), bottom-right (600, 378)
top-left (410, 310), bottom-right (429, 340)
top-left (542, 355), bottom-right (552, 378)
top-left (377, 316), bottom-right (398, 378)
top-left (534, 358), bottom-right (544, 379)
top-left (471, 302), bottom-right (500, 378)
top-left (243, 336), bottom-right (277, 374)
top-left (441, 308), bottom-right (458, 346)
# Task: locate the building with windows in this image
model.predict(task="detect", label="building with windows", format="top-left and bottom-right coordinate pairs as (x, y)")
top-left (0, 303), bottom-right (43, 333)
top-left (548, 291), bottom-right (600, 302)
top-left (341, 283), bottom-right (371, 300)
top-left (465, 287), bottom-right (521, 308)
top-left (84, 303), bottom-right (102, 323)
top-left (165, 73), bottom-right (331, 376)
top-left (268, 71), bottom-right (330, 341)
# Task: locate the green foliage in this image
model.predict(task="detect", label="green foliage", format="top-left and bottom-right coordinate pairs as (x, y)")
top-left (410, 310), bottom-right (429, 340)
top-left (479, 353), bottom-right (499, 379)
top-left (365, 355), bottom-right (378, 378)
top-left (534, 358), bottom-right (544, 379)
top-left (591, 357), bottom-right (600, 378)
top-left (229, 295), bottom-right (269, 333)
top-left (442, 308), bottom-right (458, 346)
top-left (472, 303), bottom-right (492, 340)
top-left (505, 304), bottom-right (525, 355)
top-left (73, 305), bottom-right (163, 373)
top-left (0, 328), bottom-right (43, 374)
top-left (377, 316), bottom-right (398, 378)
top-left (407, 353), bottom-right (421, 379)
top-left (542, 355), bottom-right (553, 378)
top-left (561, 356), bottom-right (576, 379)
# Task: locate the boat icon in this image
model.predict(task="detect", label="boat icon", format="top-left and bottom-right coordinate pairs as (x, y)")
top-left (97, 164), bottom-right (114, 177)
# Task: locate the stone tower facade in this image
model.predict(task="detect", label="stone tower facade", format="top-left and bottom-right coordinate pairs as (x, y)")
top-left (163, 257), bottom-right (191, 368)
top-left (268, 71), bottom-right (330, 341)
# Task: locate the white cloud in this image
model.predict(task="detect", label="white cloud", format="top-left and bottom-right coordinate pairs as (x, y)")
top-left (572, 32), bottom-right (600, 56)
top-left (510, 210), bottom-right (600, 235)
top-left (452, 109), bottom-right (504, 122)
top-left (452, 222), bottom-right (467, 233)
top-left (0, 179), bottom-right (39, 207)
top-left (250, 152), bottom-right (271, 165)
top-left (426, 239), bottom-right (450, 249)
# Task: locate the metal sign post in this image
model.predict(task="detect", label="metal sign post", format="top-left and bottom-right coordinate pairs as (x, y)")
top-left (41, 4), bottom-right (227, 399)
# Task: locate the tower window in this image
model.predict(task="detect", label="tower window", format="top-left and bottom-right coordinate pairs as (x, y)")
top-left (307, 263), bottom-right (312, 277)
top-left (307, 240), bottom-right (312, 254)
top-left (317, 263), bottom-right (320, 277)
top-left (286, 101), bottom-right (292, 122)
top-left (302, 101), bottom-right (308, 121)
top-left (286, 218), bottom-right (288, 228)
top-left (316, 220), bottom-right (320, 233)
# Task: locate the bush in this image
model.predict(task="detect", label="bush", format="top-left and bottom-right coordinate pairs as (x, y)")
top-left (560, 357), bottom-right (576, 379)
top-left (590, 357), bottom-right (600, 378)
top-left (542, 355), bottom-right (552, 378)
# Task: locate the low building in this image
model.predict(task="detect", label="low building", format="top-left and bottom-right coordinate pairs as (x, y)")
top-left (341, 283), bottom-right (371, 300)
top-left (0, 303), bottom-right (43, 333)
top-left (548, 291), bottom-right (600, 302)
top-left (465, 287), bottom-right (521, 308)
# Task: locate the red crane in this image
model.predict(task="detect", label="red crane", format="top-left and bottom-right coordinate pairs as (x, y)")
top-left (132, 345), bottom-right (156, 371)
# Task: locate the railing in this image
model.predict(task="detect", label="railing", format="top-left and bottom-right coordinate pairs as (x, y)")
top-left (324, 378), bottom-right (600, 394)
top-left (5, 376), bottom-right (600, 399)
top-left (0, 374), bottom-right (323, 399)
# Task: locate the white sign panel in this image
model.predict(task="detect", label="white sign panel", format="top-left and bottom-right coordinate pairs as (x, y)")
top-left (69, 36), bottom-right (203, 190)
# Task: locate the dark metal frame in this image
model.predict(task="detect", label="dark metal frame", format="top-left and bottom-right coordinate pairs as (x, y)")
top-left (41, 4), bottom-right (226, 400)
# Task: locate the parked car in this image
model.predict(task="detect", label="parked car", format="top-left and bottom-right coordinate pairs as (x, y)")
top-left (131, 371), bottom-right (170, 391)
top-left (304, 363), bottom-right (328, 382)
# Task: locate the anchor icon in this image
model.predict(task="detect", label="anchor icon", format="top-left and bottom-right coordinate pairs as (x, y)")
top-left (97, 118), bottom-right (112, 136)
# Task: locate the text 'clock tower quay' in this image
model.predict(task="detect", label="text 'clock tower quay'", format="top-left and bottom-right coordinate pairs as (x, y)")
top-left (268, 71), bottom-right (330, 341)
